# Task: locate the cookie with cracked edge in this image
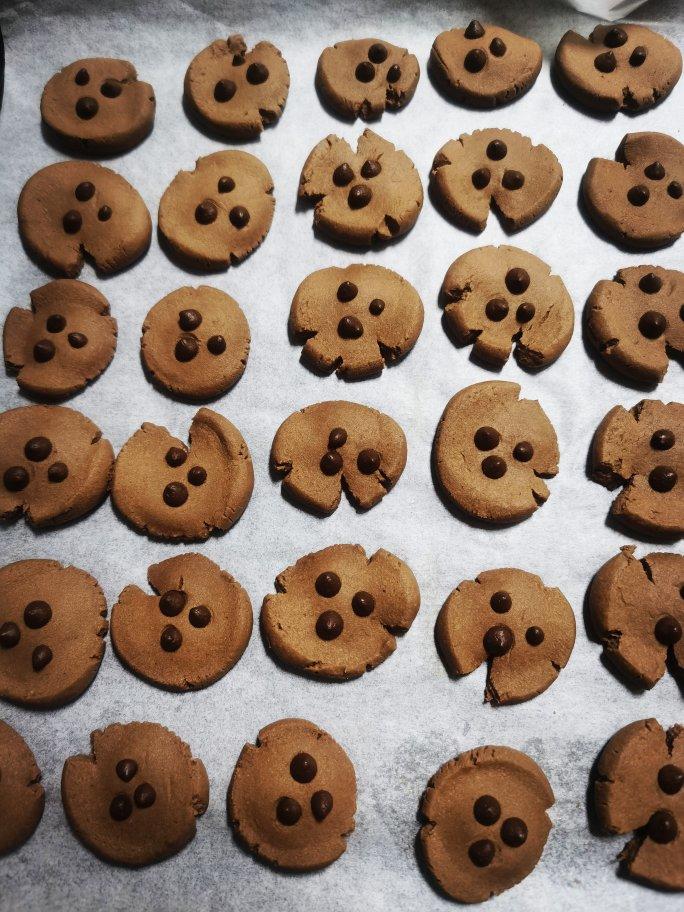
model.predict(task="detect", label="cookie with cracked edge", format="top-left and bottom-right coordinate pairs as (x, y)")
top-left (594, 718), bottom-right (683, 891)
top-left (227, 718), bottom-right (356, 871)
top-left (0, 720), bottom-right (45, 856)
top-left (270, 400), bottom-right (407, 515)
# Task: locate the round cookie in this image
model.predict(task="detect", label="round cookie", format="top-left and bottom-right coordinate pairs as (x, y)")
top-left (289, 264), bottom-right (424, 379)
top-left (588, 546), bottom-right (683, 689)
top-left (62, 721), bottom-right (209, 867)
top-left (0, 721), bottom-right (44, 856)
top-left (582, 132), bottom-right (684, 249)
top-left (437, 568), bottom-right (576, 705)
top-left (419, 745), bottom-right (554, 903)
top-left (271, 400), bottom-right (407, 515)
top-left (591, 398), bottom-right (683, 538)
top-left (430, 20), bottom-right (542, 108)
top-left (111, 552), bottom-right (252, 691)
top-left (585, 266), bottom-right (683, 385)
top-left (261, 545), bottom-right (420, 680)
top-left (0, 558), bottom-right (107, 708)
top-left (18, 160), bottom-right (151, 277)
top-left (440, 246), bottom-right (574, 370)
top-left (298, 128), bottom-right (423, 247)
top-left (41, 57), bottom-right (155, 153)
top-left (111, 406), bottom-right (253, 541)
top-left (158, 150), bottom-right (274, 270)
top-left (228, 718), bottom-right (356, 871)
top-left (141, 286), bottom-right (249, 399)
top-left (3, 279), bottom-right (117, 398)
top-left (555, 24), bottom-right (682, 114)
top-left (433, 381), bottom-right (559, 525)
top-left (0, 404), bottom-right (113, 528)
top-left (594, 719), bottom-right (683, 891)
top-left (184, 34), bottom-right (289, 138)
top-left (316, 38), bottom-right (419, 120)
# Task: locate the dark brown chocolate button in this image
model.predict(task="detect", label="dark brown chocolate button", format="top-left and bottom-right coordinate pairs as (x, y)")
top-left (33, 339), bottom-right (55, 362)
top-left (505, 267), bottom-right (530, 295)
top-left (516, 302), bottom-right (535, 323)
top-left (320, 451), bottom-right (343, 476)
top-left (333, 164), bottom-right (354, 187)
top-left (47, 314), bottom-right (66, 333)
top-left (368, 43), bottom-right (388, 63)
top-left (290, 752), bottom-right (317, 783)
top-left (357, 448), bottom-right (381, 474)
top-left (159, 590), bottom-right (186, 617)
top-left (638, 310), bottom-right (667, 339)
top-left (387, 64), bottom-right (402, 83)
top-left (501, 817), bottom-right (528, 847)
top-left (502, 170), bottom-right (525, 191)
top-left (24, 601), bottom-right (52, 629)
top-left (474, 426), bottom-right (500, 451)
top-left (348, 185), bottom-right (372, 209)
top-left (328, 427), bottom-right (348, 449)
top-left (100, 79), bottom-right (122, 98)
top-left (369, 298), bottom-right (385, 316)
top-left (355, 61), bottom-right (375, 82)
top-left (485, 298), bottom-right (508, 321)
top-left (361, 159), bottom-right (382, 179)
top-left (483, 624), bottom-right (513, 657)
top-left (526, 625), bottom-right (544, 646)
top-left (218, 176), bottom-right (235, 193)
top-left (98, 205), bottom-right (112, 222)
top-left (189, 605), bottom-right (212, 628)
top-left (246, 62), bottom-right (269, 84)
top-left (163, 481), bottom-right (188, 507)
top-left (74, 68), bottom-right (89, 86)
top-left (75, 181), bottom-right (95, 202)
top-left (473, 795), bottom-right (501, 826)
top-left (24, 437), bottom-right (52, 462)
top-left (47, 462), bottom-right (68, 483)
top-left (481, 455), bottom-right (507, 479)
top-left (68, 332), bottom-right (87, 348)
top-left (649, 466), bottom-right (677, 493)
top-left (668, 181), bottom-right (683, 199)
top-left (464, 20), bottom-right (485, 40)
top-left (62, 210), bottom-right (82, 234)
top-left (195, 200), bottom-right (218, 224)
top-left (486, 140), bottom-right (507, 161)
top-left (471, 167), bottom-right (491, 189)
top-left (647, 809), bottom-right (678, 844)
top-left (311, 790), bottom-right (333, 821)
top-left (316, 610), bottom-right (343, 641)
top-left (160, 624), bottom-right (182, 652)
top-left (315, 571), bottom-right (341, 598)
top-left (229, 205), bottom-right (250, 228)
top-left (604, 26), bottom-right (628, 47)
top-left (32, 644), bottom-right (52, 672)
top-left (0, 622), bottom-right (21, 649)
top-left (179, 309), bottom-right (202, 331)
top-left (110, 794), bottom-right (133, 822)
top-left (116, 759), bottom-right (138, 782)
top-left (134, 783), bottom-right (156, 809)
top-left (489, 37), bottom-right (506, 57)
top-left (352, 591), bottom-right (375, 617)
top-left (175, 336), bottom-right (199, 362)
top-left (165, 447), bottom-right (187, 468)
top-left (468, 839), bottom-right (495, 867)
top-left (276, 796), bottom-right (302, 826)
top-left (639, 272), bottom-right (663, 294)
top-left (214, 79), bottom-right (236, 102)
top-left (629, 46), bottom-right (647, 67)
top-left (338, 315), bottom-right (364, 339)
top-left (490, 591), bottom-right (511, 614)
top-left (627, 185), bottom-right (649, 206)
top-left (513, 441), bottom-right (534, 462)
top-left (75, 96), bottom-right (98, 119)
top-left (207, 335), bottom-right (226, 355)
top-left (594, 51), bottom-right (616, 73)
top-left (658, 764), bottom-right (684, 795)
top-left (654, 614), bottom-right (682, 646)
top-left (464, 48), bottom-right (487, 73)
top-left (337, 281), bottom-right (358, 302)
top-left (3, 466), bottom-right (29, 492)
top-left (651, 429), bottom-right (675, 450)
top-left (644, 162), bottom-right (666, 181)
top-left (187, 466), bottom-right (207, 486)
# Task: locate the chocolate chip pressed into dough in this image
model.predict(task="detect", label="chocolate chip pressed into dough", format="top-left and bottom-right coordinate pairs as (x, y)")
top-left (0, 720), bottom-right (45, 856)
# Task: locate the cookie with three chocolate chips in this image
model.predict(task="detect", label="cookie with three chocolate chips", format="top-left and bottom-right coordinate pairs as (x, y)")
top-left (0, 721), bottom-right (44, 856)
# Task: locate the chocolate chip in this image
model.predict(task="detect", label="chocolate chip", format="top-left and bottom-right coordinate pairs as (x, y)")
top-left (24, 437), bottom-right (52, 462)
top-left (333, 164), bottom-right (354, 187)
top-left (464, 20), bottom-right (485, 40)
top-left (639, 272), bottom-right (662, 293)
top-left (33, 339), bottom-right (55, 363)
top-left (604, 26), bottom-right (627, 47)
top-left (160, 624), bottom-right (182, 652)
top-left (594, 51), bottom-right (616, 73)
top-left (473, 795), bottom-right (501, 825)
top-left (218, 176), bottom-right (235, 193)
top-left (315, 571), bottom-right (341, 598)
top-left (644, 161), bottom-right (665, 181)
top-left (214, 79), bottom-right (236, 102)
top-left (489, 37), bottom-right (506, 56)
top-left (189, 605), bottom-right (211, 628)
top-left (486, 140), bottom-right (507, 161)
top-left (474, 426), bottom-right (500, 451)
top-left (75, 96), bottom-right (98, 119)
top-left (490, 591), bottom-right (511, 613)
top-left (361, 159), bottom-right (381, 179)
top-left (74, 68), bottom-right (89, 85)
top-left (357, 448), bottom-right (381, 474)
top-left (98, 206), bottom-right (112, 222)
top-left (485, 298), bottom-right (508, 321)
top-left (526, 625), bottom-right (545, 646)
top-left (290, 752), bottom-right (317, 783)
top-left (483, 624), bottom-right (513, 657)
top-left (638, 309), bottom-right (666, 339)
top-left (116, 759), bottom-right (138, 782)
top-left (464, 48), bottom-right (487, 73)
top-left (100, 79), bottom-right (122, 98)
top-left (195, 200), bottom-right (218, 224)
top-left (471, 167), bottom-right (491, 189)
top-left (276, 796), bottom-right (302, 826)
top-left (668, 181), bottom-right (683, 199)
top-left (629, 46), bottom-right (647, 67)
top-left (338, 315), bottom-right (364, 339)
top-left (502, 169), bottom-right (525, 191)
top-left (229, 205), bottom-right (250, 228)
top-left (654, 614), bottom-right (682, 646)
top-left (481, 455), bottom-right (507, 479)
top-left (328, 427), bottom-right (348, 449)
top-left (47, 314), bottom-right (66, 333)
top-left (0, 622), bottom-right (20, 649)
top-left (311, 790), bottom-right (333, 821)
top-left (337, 281), bottom-right (358, 302)
top-left (207, 335), bottom-right (226, 355)
top-left (3, 466), bottom-right (29, 492)
top-left (516, 302), bottom-right (535, 323)
top-left (179, 309), bottom-right (202, 331)
top-left (513, 441), bottom-right (534, 462)
top-left (501, 817), bottom-right (528, 847)
top-left (165, 447), bottom-right (187, 468)
top-left (24, 601), bottom-right (52, 629)
top-left (320, 451), bottom-right (343, 476)
top-left (47, 462), bottom-right (68, 483)
top-left (651, 429), bottom-right (675, 450)
top-left (32, 644), bottom-right (52, 672)
top-left (627, 185), bottom-right (649, 206)
top-left (316, 610), bottom-right (343, 641)
top-left (75, 181), bottom-right (95, 202)
top-left (468, 839), bottom-right (495, 867)
top-left (188, 466), bottom-right (207, 486)
top-left (658, 764), bottom-right (684, 795)
top-left (649, 465), bottom-right (677, 493)
top-left (175, 336), bottom-right (199, 362)
top-left (355, 61), bottom-right (375, 82)
top-left (246, 62), bottom-right (269, 84)
top-left (647, 809), bottom-right (678, 844)
top-left (368, 43), bottom-right (388, 63)
top-left (62, 210), bottom-right (82, 234)
top-left (387, 64), bottom-right (401, 83)
top-left (110, 794), bottom-right (133, 822)
top-left (348, 185), bottom-right (372, 209)
top-left (159, 590), bottom-right (186, 617)
top-left (352, 591), bottom-right (375, 617)
top-left (505, 267), bottom-right (530, 295)
top-left (68, 332), bottom-right (88, 348)
top-left (163, 481), bottom-right (188, 507)
top-left (134, 783), bottom-right (156, 809)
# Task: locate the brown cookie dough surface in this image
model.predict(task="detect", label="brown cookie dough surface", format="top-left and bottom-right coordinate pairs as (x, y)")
top-left (419, 745), bottom-right (554, 902)
top-left (0, 559), bottom-right (107, 708)
top-left (290, 264), bottom-right (423, 379)
top-left (441, 245), bottom-right (574, 369)
top-left (111, 407), bottom-right (253, 541)
top-left (18, 160), bottom-right (151, 277)
top-left (141, 286), bottom-right (249, 399)
top-left (271, 400), bottom-right (406, 515)
top-left (112, 553), bottom-right (252, 691)
top-left (591, 399), bottom-right (683, 537)
top-left (0, 405), bottom-right (113, 528)
top-left (184, 34), bottom-right (289, 138)
top-left (594, 719), bottom-right (683, 891)
top-left (431, 128), bottom-right (562, 232)
top-left (41, 57), bottom-right (155, 153)
top-left (298, 129), bottom-right (423, 247)
top-left (62, 722), bottom-right (209, 867)
top-left (0, 721), bottom-right (44, 856)
top-left (433, 381), bottom-right (559, 525)
top-left (228, 718), bottom-right (356, 871)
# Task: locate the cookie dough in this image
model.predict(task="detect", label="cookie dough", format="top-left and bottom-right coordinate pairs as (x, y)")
top-left (18, 160), bottom-right (152, 277)
top-left (582, 132), bottom-right (684, 249)
top-left (431, 128), bottom-right (562, 232)
top-left (419, 745), bottom-right (554, 902)
top-left (141, 286), bottom-right (249, 399)
top-left (271, 400), bottom-right (406, 514)
top-left (0, 721), bottom-right (44, 856)
top-left (41, 57), bottom-right (155, 153)
top-left (433, 381), bottom-right (559, 524)
top-left (112, 553), bottom-right (252, 691)
top-left (594, 718), bottom-right (683, 891)
top-left (440, 246), bottom-right (574, 369)
top-left (3, 279), bottom-right (117, 398)
top-left (0, 404), bottom-right (113, 528)
top-left (289, 264), bottom-right (424, 379)
top-left (298, 129), bottom-right (423, 246)
top-left (184, 34), bottom-right (289, 138)
top-left (111, 407), bottom-right (253, 541)
top-left (62, 721), bottom-right (209, 867)
top-left (591, 399), bottom-right (683, 537)
top-left (228, 718), bottom-right (356, 871)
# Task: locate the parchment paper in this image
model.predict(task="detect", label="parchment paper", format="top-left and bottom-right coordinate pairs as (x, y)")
top-left (0, 1), bottom-right (682, 910)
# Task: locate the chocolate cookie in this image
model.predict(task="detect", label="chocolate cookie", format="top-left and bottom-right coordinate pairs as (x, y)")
top-left (111, 407), bottom-right (253, 541)
top-left (430, 20), bottom-right (542, 108)
top-left (184, 34), bottom-right (289, 139)
top-left (0, 721), bottom-right (44, 856)
top-left (591, 399), bottom-right (683, 537)
top-left (585, 266), bottom-right (683, 385)
top-left (431, 128), bottom-right (562, 232)
top-left (41, 57), bottom-right (155, 153)
top-left (440, 246), bottom-right (574, 369)
top-left (261, 545), bottom-right (420, 680)
top-left (555, 24), bottom-right (682, 114)
top-left (419, 745), bottom-right (554, 902)
top-left (18, 160), bottom-right (151, 277)
top-left (594, 719), bottom-right (683, 891)
top-left (228, 718), bottom-right (356, 871)
top-left (3, 279), bottom-right (117, 398)
top-left (298, 129), bottom-right (423, 246)
top-left (433, 381), bottom-right (559, 524)
top-left (62, 721), bottom-right (209, 867)
top-left (0, 558), bottom-right (107, 708)
top-left (289, 264), bottom-right (424, 379)
top-left (582, 133), bottom-right (684, 249)
top-left (437, 568), bottom-right (575, 705)
top-left (0, 404), bottom-right (113, 528)
top-left (271, 400), bottom-right (406, 514)
top-left (316, 38), bottom-right (419, 120)
top-left (141, 286), bottom-right (249, 399)
top-left (112, 553), bottom-right (252, 691)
